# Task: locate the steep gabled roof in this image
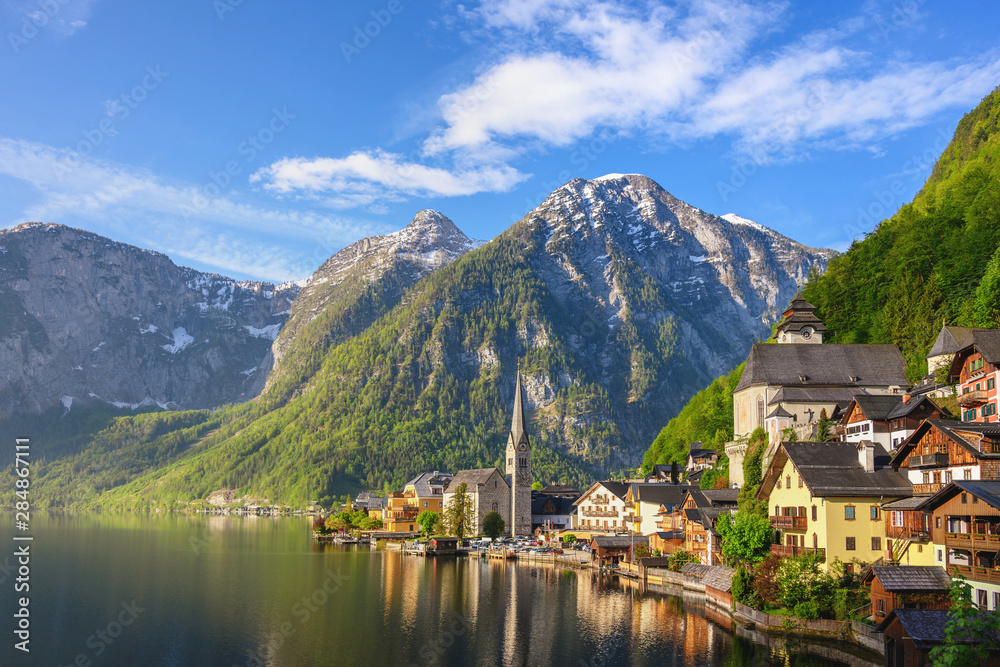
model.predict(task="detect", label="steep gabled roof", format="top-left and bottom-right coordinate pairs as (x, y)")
top-left (703, 566), bottom-right (737, 592)
top-left (760, 441), bottom-right (912, 499)
top-left (405, 471), bottom-right (454, 497)
top-left (876, 609), bottom-right (1000, 647)
top-left (702, 489), bottom-right (740, 506)
top-left (574, 480), bottom-right (629, 505)
top-left (886, 395), bottom-right (944, 420)
top-left (736, 344), bottom-right (908, 393)
top-left (591, 535), bottom-right (648, 549)
top-left (927, 326), bottom-right (989, 359)
top-left (631, 484), bottom-right (689, 508)
top-left (948, 330), bottom-right (1000, 379)
top-left (448, 468), bottom-right (504, 491)
top-left (852, 394), bottom-right (903, 421)
top-left (917, 480), bottom-right (1000, 512)
top-left (890, 419), bottom-right (1000, 469)
top-left (688, 448), bottom-right (717, 460)
top-left (867, 566), bottom-right (951, 591)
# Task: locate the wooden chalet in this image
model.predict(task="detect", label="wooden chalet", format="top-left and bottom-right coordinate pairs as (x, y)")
top-left (861, 565), bottom-right (951, 622)
top-left (878, 609), bottom-right (1000, 667)
top-left (948, 329), bottom-right (1000, 424)
top-left (890, 419), bottom-right (1000, 495)
top-left (589, 535), bottom-right (648, 567)
top-left (840, 394), bottom-right (946, 450)
top-left (675, 489), bottom-right (738, 566)
top-left (917, 481), bottom-right (1000, 610)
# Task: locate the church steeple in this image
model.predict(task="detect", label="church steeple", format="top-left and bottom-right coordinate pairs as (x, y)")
top-left (775, 292), bottom-right (827, 344)
top-left (510, 368), bottom-right (529, 448)
top-left (506, 366), bottom-right (532, 536)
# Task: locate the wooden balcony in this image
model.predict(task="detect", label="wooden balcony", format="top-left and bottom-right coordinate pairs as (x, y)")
top-left (582, 510), bottom-right (619, 518)
top-left (945, 532), bottom-right (1000, 549)
top-left (949, 565), bottom-right (1000, 586)
top-left (913, 483), bottom-right (942, 495)
top-left (958, 390), bottom-right (989, 407)
top-left (909, 454), bottom-right (949, 469)
top-left (770, 515), bottom-right (808, 530)
top-left (770, 545), bottom-right (825, 560)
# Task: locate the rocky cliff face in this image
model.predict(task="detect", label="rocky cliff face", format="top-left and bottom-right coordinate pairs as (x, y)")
top-left (445, 174), bottom-right (836, 467)
top-left (263, 209), bottom-right (482, 392)
top-left (0, 223), bottom-right (297, 415)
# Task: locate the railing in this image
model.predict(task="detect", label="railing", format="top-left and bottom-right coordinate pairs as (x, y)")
top-left (958, 390), bottom-right (989, 407)
top-left (910, 454), bottom-right (949, 468)
top-left (946, 532), bottom-right (1000, 549)
top-left (770, 515), bottom-right (808, 530)
top-left (582, 510), bottom-right (619, 518)
top-left (770, 544), bottom-right (826, 559)
top-left (913, 483), bottom-right (942, 494)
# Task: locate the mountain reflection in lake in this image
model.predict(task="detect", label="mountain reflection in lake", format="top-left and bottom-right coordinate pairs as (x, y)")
top-left (0, 513), bottom-right (879, 666)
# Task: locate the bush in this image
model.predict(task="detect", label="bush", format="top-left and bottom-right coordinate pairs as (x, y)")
top-left (776, 551), bottom-right (837, 618)
top-left (752, 554), bottom-right (782, 606)
top-left (731, 567), bottom-right (762, 607)
top-left (794, 600), bottom-right (820, 620)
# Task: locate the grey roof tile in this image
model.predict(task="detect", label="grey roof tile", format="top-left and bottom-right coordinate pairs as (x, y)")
top-left (736, 344), bottom-right (908, 393)
top-left (869, 566), bottom-right (950, 591)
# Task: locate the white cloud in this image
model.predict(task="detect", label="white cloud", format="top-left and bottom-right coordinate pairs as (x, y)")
top-left (255, 0), bottom-right (1000, 206)
top-left (0, 138), bottom-right (388, 282)
top-left (251, 149), bottom-right (528, 206)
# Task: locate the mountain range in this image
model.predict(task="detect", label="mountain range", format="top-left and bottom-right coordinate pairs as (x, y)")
top-left (0, 175), bottom-right (833, 507)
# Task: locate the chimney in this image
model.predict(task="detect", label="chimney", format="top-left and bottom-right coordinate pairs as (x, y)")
top-left (858, 441), bottom-right (875, 473)
top-left (901, 394), bottom-right (911, 404)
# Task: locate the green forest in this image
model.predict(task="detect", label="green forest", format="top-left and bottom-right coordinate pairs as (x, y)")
top-left (641, 85), bottom-right (1000, 470)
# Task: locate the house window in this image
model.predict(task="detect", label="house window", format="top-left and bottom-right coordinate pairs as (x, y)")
top-left (846, 537), bottom-right (856, 551)
top-left (775, 505), bottom-right (779, 516)
top-left (813, 533), bottom-right (818, 549)
top-left (923, 472), bottom-right (930, 484)
top-left (936, 516), bottom-right (942, 529)
top-left (978, 589), bottom-right (988, 610)
top-left (492, 502), bottom-right (498, 512)
top-left (965, 469), bottom-right (973, 480)
top-left (424, 501), bottom-right (429, 508)
top-left (786, 475), bottom-right (791, 488)
top-left (945, 471), bottom-right (953, 483)
top-left (798, 476), bottom-right (803, 488)
top-left (872, 537), bottom-right (882, 551)
top-left (994, 592), bottom-right (1000, 610)
top-left (757, 396), bottom-right (765, 428)
top-left (845, 506), bottom-right (856, 521)
top-left (870, 506), bottom-right (880, 521)
top-left (989, 378), bottom-right (996, 390)
top-left (876, 599), bottom-right (884, 613)
top-left (811, 506), bottom-right (817, 521)
top-left (962, 493), bottom-right (968, 504)
top-left (777, 478), bottom-right (782, 489)
top-left (937, 549), bottom-right (943, 562)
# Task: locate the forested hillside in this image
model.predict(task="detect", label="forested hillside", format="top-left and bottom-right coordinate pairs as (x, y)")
top-left (803, 85), bottom-right (1000, 381)
top-left (642, 85), bottom-right (1000, 470)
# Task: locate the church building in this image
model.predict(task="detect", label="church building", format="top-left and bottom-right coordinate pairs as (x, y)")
top-left (726, 294), bottom-right (909, 486)
top-left (442, 369), bottom-right (534, 536)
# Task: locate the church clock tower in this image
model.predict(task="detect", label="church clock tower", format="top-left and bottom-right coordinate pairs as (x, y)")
top-left (506, 369), bottom-right (532, 536)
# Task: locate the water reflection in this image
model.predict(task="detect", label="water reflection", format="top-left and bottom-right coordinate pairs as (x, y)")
top-left (0, 514), bottom-right (878, 667)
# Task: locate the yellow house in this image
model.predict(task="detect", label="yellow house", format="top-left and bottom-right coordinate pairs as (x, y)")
top-left (403, 471), bottom-right (453, 515)
top-left (757, 441), bottom-right (912, 571)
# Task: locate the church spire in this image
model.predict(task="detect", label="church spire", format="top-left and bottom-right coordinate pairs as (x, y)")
top-left (511, 366), bottom-right (529, 446)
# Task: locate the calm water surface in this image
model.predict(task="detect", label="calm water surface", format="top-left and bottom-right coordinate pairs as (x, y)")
top-left (0, 513), bottom-right (878, 666)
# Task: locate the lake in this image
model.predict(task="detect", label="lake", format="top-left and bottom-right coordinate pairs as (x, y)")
top-left (0, 513), bottom-right (879, 666)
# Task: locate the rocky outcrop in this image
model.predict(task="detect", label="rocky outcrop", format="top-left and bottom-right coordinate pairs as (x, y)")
top-left (0, 223), bottom-right (297, 415)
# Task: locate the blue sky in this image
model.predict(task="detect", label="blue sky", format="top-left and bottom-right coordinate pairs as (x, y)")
top-left (1, 0), bottom-right (998, 283)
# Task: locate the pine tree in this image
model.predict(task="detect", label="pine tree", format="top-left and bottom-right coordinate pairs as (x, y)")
top-left (443, 482), bottom-right (475, 538)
